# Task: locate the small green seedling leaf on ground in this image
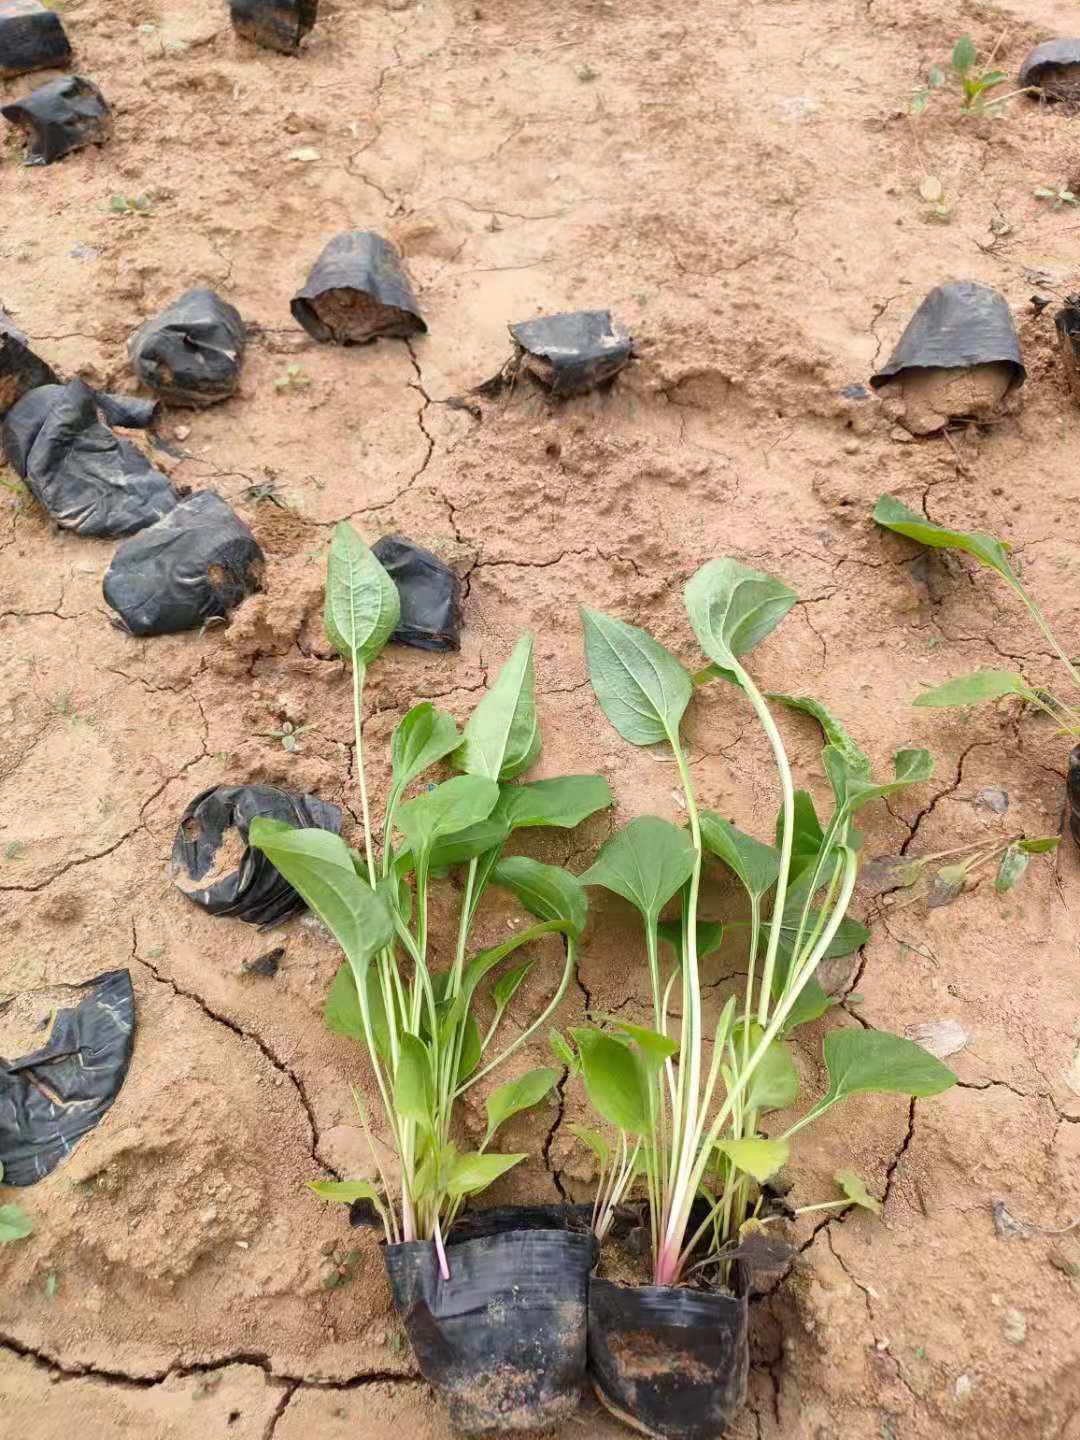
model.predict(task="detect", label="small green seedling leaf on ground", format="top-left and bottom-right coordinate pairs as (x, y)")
top-left (912, 35), bottom-right (1010, 115)
top-left (835, 1169), bottom-right (883, 1214)
top-left (914, 670), bottom-right (1036, 709)
top-left (1034, 186), bottom-right (1079, 210)
top-left (995, 844), bottom-right (1029, 893)
top-left (108, 194), bottom-right (152, 216)
top-left (0, 1200), bottom-right (32, 1243)
top-left (275, 364), bottom-right (311, 392)
top-left (308, 1180), bottom-right (383, 1205)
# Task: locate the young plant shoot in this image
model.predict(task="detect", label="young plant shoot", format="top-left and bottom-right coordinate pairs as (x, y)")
top-left (249, 522), bottom-right (613, 1276)
top-left (565, 559), bottom-right (958, 1286)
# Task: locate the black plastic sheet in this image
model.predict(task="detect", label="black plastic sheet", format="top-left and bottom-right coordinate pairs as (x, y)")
top-left (871, 281), bottom-right (1026, 389)
top-left (1019, 39), bottom-right (1080, 99)
top-left (94, 391), bottom-right (160, 430)
top-left (1, 74), bottom-right (111, 165)
top-left (1055, 297), bottom-right (1080, 402)
top-left (230, 0), bottom-right (317, 54)
top-left (128, 290), bottom-right (247, 408)
top-left (291, 231), bottom-right (426, 344)
top-left (372, 535), bottom-right (461, 652)
top-left (385, 1209), bottom-right (596, 1434)
top-left (0, 0), bottom-right (71, 79)
top-left (0, 331), bottom-right (59, 419)
top-left (0, 970), bottom-right (135, 1187)
top-left (509, 311), bottom-right (632, 396)
top-left (103, 490), bottom-right (264, 636)
top-left (2, 380), bottom-right (177, 537)
top-left (1068, 746), bottom-right (1080, 847)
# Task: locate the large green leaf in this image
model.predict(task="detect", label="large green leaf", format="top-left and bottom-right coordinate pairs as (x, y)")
top-left (820, 1029), bottom-right (957, 1110)
top-left (700, 812), bottom-right (779, 900)
top-left (323, 521), bottom-right (400, 665)
top-left (399, 814), bottom-right (512, 877)
top-left (684, 558), bottom-right (797, 672)
top-left (872, 495), bottom-right (1018, 588)
top-left (714, 1136), bottom-right (789, 1183)
top-left (579, 816), bottom-right (696, 925)
top-left (609, 1019), bottom-right (680, 1071)
top-left (499, 775), bottom-right (613, 830)
top-left (493, 856), bottom-right (588, 940)
top-left (444, 1149), bottom-right (526, 1198)
top-left (396, 775), bottom-right (500, 859)
top-left (394, 1033), bottom-right (434, 1126)
top-left (484, 1066), bottom-right (558, 1143)
top-left (657, 918), bottom-right (726, 963)
top-left (0, 1204), bottom-right (32, 1243)
top-left (914, 670), bottom-right (1035, 709)
top-left (768, 693), bottom-right (871, 776)
top-left (391, 704), bottom-right (461, 789)
top-left (570, 1028), bottom-right (651, 1134)
top-left (581, 607), bottom-right (692, 746)
top-left (455, 634), bottom-right (540, 781)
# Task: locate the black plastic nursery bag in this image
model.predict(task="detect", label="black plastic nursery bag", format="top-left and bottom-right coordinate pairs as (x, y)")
top-left (128, 290), bottom-right (247, 408)
top-left (372, 535), bottom-right (461, 652)
top-left (230, 0), bottom-right (318, 54)
top-left (509, 311), bottom-right (632, 396)
top-left (1019, 39), bottom-right (1080, 100)
top-left (93, 391), bottom-right (160, 430)
top-left (1, 74), bottom-right (111, 164)
top-left (291, 231), bottom-right (426, 344)
top-left (0, 331), bottom-right (59, 418)
top-left (0, 0), bottom-right (70, 79)
top-left (871, 281), bottom-right (1025, 389)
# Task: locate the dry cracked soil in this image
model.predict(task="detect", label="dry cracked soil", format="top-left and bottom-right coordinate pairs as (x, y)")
top-left (2, 0), bottom-right (1080, 1437)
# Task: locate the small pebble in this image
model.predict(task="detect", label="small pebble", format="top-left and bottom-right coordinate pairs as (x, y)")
top-left (1002, 1307), bottom-right (1027, 1344)
top-left (321, 1238), bottom-right (337, 1256)
top-left (174, 424), bottom-right (191, 441)
top-left (976, 787), bottom-right (1009, 814)
top-left (843, 439), bottom-right (860, 455)
top-left (953, 1375), bottom-right (972, 1402)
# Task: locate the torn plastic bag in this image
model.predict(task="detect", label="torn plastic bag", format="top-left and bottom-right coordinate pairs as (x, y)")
top-left (128, 290), bottom-right (247, 408)
top-left (2, 379), bottom-right (177, 537)
top-left (372, 534), bottom-right (461, 652)
top-left (94, 391), bottom-right (159, 430)
top-left (588, 1267), bottom-right (750, 1440)
top-left (1068, 746), bottom-right (1080, 848)
top-left (103, 490), bottom-right (264, 636)
top-left (171, 784), bottom-right (343, 929)
top-left (0, 0), bottom-right (71, 79)
top-left (0, 304), bottom-right (27, 346)
top-left (230, 0), bottom-right (317, 54)
top-left (291, 231), bottom-right (426, 344)
top-left (1, 74), bottom-right (111, 165)
top-left (384, 1207), bottom-right (597, 1434)
top-left (871, 282), bottom-right (1025, 388)
top-left (1019, 39), bottom-right (1080, 100)
top-left (1055, 297), bottom-right (1080, 402)
top-left (509, 311), bottom-right (632, 396)
top-left (0, 970), bottom-right (135, 1187)
top-left (0, 330), bottom-right (59, 419)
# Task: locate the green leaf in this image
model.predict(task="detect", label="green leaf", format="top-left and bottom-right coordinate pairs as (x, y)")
top-left (952, 33), bottom-right (976, 74)
top-left (324, 521), bottom-right (400, 665)
top-left (1018, 836), bottom-right (1060, 854)
top-left (914, 670), bottom-right (1034, 708)
top-left (0, 1204), bottom-right (32, 1243)
top-left (714, 1136), bottom-right (790, 1183)
top-left (499, 774), bottom-right (613, 830)
top-left (570, 1028), bottom-right (651, 1134)
top-left (307, 1180), bottom-right (382, 1205)
top-left (859, 854), bottom-right (926, 894)
top-left (780, 978), bottom-right (833, 1034)
top-left (455, 633), bottom-right (540, 781)
top-left (980, 69), bottom-right (1006, 86)
top-left (391, 704), bottom-right (461, 789)
top-left (567, 1123), bottom-right (610, 1169)
top-left (609, 1019), bottom-right (680, 1070)
top-left (824, 745), bottom-right (933, 813)
top-left (461, 922), bottom-right (568, 1007)
top-left (484, 1066), bottom-right (558, 1142)
top-left (684, 558), bottom-right (797, 673)
top-left (581, 607), bottom-right (692, 746)
top-left (873, 495), bottom-right (1017, 588)
top-left (768, 693), bottom-right (871, 776)
top-left (550, 1028), bottom-right (578, 1070)
top-left (928, 64), bottom-right (946, 86)
top-left (324, 961), bottom-right (362, 1038)
top-left (768, 867), bottom-right (869, 981)
top-left (445, 1150), bottom-right (526, 1198)
top-left (416, 815), bottom-right (512, 874)
top-left (490, 960), bottom-right (533, 1011)
top-left (700, 812), bottom-right (779, 899)
top-left (396, 775), bottom-right (500, 859)
top-left (835, 1169), bottom-right (882, 1215)
top-left (995, 844), bottom-right (1029, 894)
top-left (784, 790), bottom-right (825, 879)
top-left (657, 919), bottom-right (725, 962)
top-left (736, 1028), bottom-right (798, 1111)
top-left (493, 856), bottom-right (588, 940)
top-left (457, 1014), bottom-right (481, 1081)
top-left (579, 816), bottom-right (696, 925)
top-left (820, 1029), bottom-right (957, 1110)
top-left (394, 1034), bottom-right (434, 1127)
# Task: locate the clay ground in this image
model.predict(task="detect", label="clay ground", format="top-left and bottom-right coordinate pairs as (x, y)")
top-left (3, 0), bottom-right (1080, 1435)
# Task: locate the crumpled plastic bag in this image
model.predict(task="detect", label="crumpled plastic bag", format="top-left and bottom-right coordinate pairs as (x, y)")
top-left (128, 290), bottom-right (247, 408)
top-left (230, 0), bottom-right (318, 54)
top-left (0, 0), bottom-right (72, 80)
top-left (373, 534), bottom-right (461, 651)
top-left (1, 74), bottom-right (111, 164)
top-left (509, 311), bottom-right (632, 395)
top-left (291, 231), bottom-right (426, 344)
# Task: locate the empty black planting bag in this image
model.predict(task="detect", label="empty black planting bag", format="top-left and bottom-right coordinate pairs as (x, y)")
top-left (0, 970), bottom-right (135, 1186)
top-left (1, 75), bottom-right (111, 164)
top-left (384, 1207), bottom-right (598, 1434)
top-left (230, 0), bottom-right (317, 54)
top-left (128, 290), bottom-right (246, 408)
top-left (372, 534), bottom-right (461, 651)
top-left (171, 784), bottom-right (342, 929)
top-left (510, 311), bottom-right (632, 396)
top-left (588, 1266), bottom-right (751, 1440)
top-left (0, 0), bottom-right (71, 79)
top-left (1019, 39), bottom-right (1080, 100)
top-left (291, 231), bottom-right (426, 344)
top-left (103, 491), bottom-right (264, 636)
top-left (2, 380), bottom-right (177, 537)
top-left (1067, 746), bottom-right (1080, 848)
top-left (1055, 297), bottom-right (1080, 403)
top-left (0, 330), bottom-right (58, 418)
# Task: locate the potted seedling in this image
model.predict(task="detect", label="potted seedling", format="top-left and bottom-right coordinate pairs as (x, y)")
top-left (874, 494), bottom-right (1078, 850)
top-left (555, 560), bottom-right (959, 1440)
top-left (250, 523), bottom-right (614, 1433)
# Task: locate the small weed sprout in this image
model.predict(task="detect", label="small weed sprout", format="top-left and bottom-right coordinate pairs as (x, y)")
top-left (1034, 185), bottom-right (1079, 210)
top-left (108, 195), bottom-right (153, 217)
top-left (258, 720), bottom-right (315, 753)
top-left (275, 364), bottom-right (311, 393)
top-left (912, 35), bottom-right (1011, 115)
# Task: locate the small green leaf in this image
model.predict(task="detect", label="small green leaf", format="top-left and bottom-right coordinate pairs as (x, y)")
top-left (484, 1066), bottom-right (558, 1142)
top-left (499, 774), bottom-right (614, 830)
top-left (736, 1028), bottom-right (798, 1111)
top-left (1018, 836), bottom-right (1060, 854)
top-left (491, 960), bottom-right (533, 1011)
top-left (873, 494), bottom-right (1017, 588)
top-left (455, 634), bottom-right (540, 781)
top-left (394, 1034), bottom-right (434, 1127)
top-left (308, 1180), bottom-right (382, 1205)
top-left (656, 919), bottom-right (725, 962)
top-left (780, 978), bottom-right (833, 1034)
top-left (567, 1123), bottom-right (610, 1169)
top-left (391, 704), bottom-right (461, 790)
top-left (928, 64), bottom-right (946, 87)
top-left (684, 558), bottom-right (797, 673)
top-left (493, 856), bottom-right (588, 940)
top-left (700, 812), bottom-right (779, 899)
top-left (824, 745), bottom-right (933, 813)
top-left (0, 1204), bottom-right (32, 1243)
top-left (579, 816), bottom-right (696, 925)
top-left (820, 1029), bottom-right (957, 1110)
top-left (396, 775), bottom-right (500, 859)
top-left (768, 868), bottom-right (869, 979)
top-left (914, 670), bottom-right (1034, 708)
top-left (550, 1029), bottom-right (577, 1069)
top-left (714, 1136), bottom-right (790, 1183)
top-left (835, 1168), bottom-right (883, 1215)
top-left (609, 1019), bottom-right (680, 1070)
top-left (951, 34), bottom-right (976, 75)
top-left (324, 521), bottom-right (400, 666)
top-left (419, 815), bottom-right (512, 874)
top-left (581, 607), bottom-right (692, 746)
top-left (785, 790), bottom-right (825, 879)
top-left (995, 844), bottom-right (1029, 894)
top-left (445, 1150), bottom-right (526, 1197)
top-left (570, 1028), bottom-right (651, 1134)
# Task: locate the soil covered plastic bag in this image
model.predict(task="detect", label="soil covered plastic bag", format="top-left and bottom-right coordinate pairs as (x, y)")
top-left (0, 330), bottom-right (59, 418)
top-left (1068, 745), bottom-right (1080, 847)
top-left (291, 231), bottom-right (426, 344)
top-left (230, 0), bottom-right (317, 54)
top-left (1, 74), bottom-right (111, 164)
top-left (103, 490), bottom-right (264, 636)
top-left (384, 1207), bottom-right (597, 1434)
top-left (1019, 39), bottom-right (1080, 101)
top-left (93, 390), bottom-right (159, 430)
top-left (171, 784), bottom-right (343, 929)
top-left (372, 534), bottom-right (461, 651)
top-left (128, 290), bottom-right (247, 408)
top-left (870, 281), bottom-right (1025, 435)
top-left (0, 970), bottom-right (135, 1187)
top-left (1055, 297), bottom-right (1080, 402)
top-left (509, 311), bottom-right (632, 396)
top-left (2, 379), bottom-right (177, 537)
top-left (588, 1267), bottom-right (750, 1440)
top-left (0, 0), bottom-right (71, 79)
